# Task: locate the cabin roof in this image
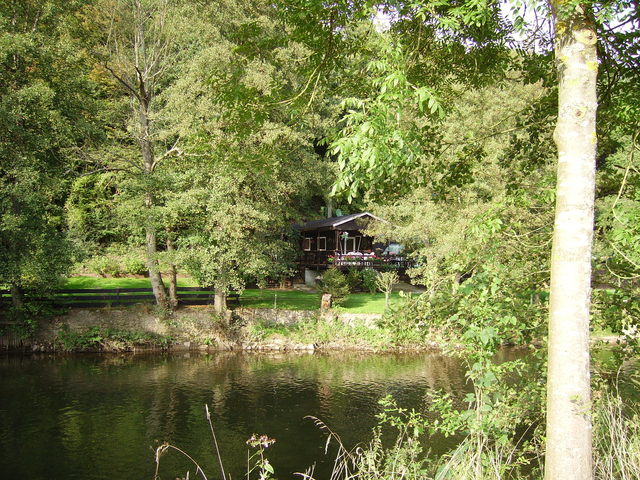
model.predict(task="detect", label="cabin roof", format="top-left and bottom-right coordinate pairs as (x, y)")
top-left (295, 212), bottom-right (384, 232)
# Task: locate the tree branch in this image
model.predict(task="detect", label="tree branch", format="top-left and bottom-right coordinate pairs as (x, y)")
top-left (103, 62), bottom-right (141, 101)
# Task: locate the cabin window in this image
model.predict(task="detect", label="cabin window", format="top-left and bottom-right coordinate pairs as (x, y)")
top-left (339, 233), bottom-right (363, 252)
top-left (344, 236), bottom-right (360, 252)
top-left (303, 238), bottom-right (313, 251)
top-left (317, 236), bottom-right (327, 251)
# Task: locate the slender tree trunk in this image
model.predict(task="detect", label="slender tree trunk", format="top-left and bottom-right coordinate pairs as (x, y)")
top-left (145, 214), bottom-right (169, 309)
top-left (10, 283), bottom-right (24, 311)
top-left (133, 4), bottom-right (169, 311)
top-left (544, 4), bottom-right (597, 479)
top-left (166, 231), bottom-right (178, 308)
top-left (139, 79), bottom-right (169, 309)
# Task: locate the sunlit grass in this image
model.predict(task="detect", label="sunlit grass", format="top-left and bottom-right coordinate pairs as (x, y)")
top-left (61, 276), bottom-right (197, 289)
top-left (239, 289), bottom-right (318, 310)
top-left (60, 277), bottom-right (403, 313)
top-left (339, 292), bottom-right (402, 313)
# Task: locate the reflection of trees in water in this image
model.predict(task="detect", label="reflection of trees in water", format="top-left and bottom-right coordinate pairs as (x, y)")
top-left (0, 350), bottom-right (527, 480)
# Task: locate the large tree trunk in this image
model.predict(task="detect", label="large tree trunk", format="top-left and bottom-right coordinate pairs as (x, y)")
top-left (214, 288), bottom-right (227, 315)
top-left (544, 4), bottom-right (598, 479)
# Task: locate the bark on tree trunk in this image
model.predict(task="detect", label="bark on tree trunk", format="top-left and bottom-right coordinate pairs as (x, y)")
top-left (166, 232), bottom-right (178, 308)
top-left (214, 288), bottom-right (227, 315)
top-left (145, 218), bottom-right (169, 310)
top-left (10, 283), bottom-right (24, 311)
top-left (139, 89), bottom-right (169, 310)
top-left (544, 4), bottom-right (597, 479)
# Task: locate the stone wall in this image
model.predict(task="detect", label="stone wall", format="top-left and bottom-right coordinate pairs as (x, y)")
top-left (1, 306), bottom-right (383, 352)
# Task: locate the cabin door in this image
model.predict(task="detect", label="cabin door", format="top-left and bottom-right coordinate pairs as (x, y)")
top-left (342, 236), bottom-right (360, 252)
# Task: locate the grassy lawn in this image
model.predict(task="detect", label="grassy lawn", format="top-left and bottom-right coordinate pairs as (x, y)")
top-left (240, 289), bottom-right (318, 310)
top-left (339, 292), bottom-right (402, 313)
top-left (62, 276), bottom-right (197, 289)
top-left (240, 290), bottom-right (401, 313)
top-left (59, 277), bottom-right (402, 313)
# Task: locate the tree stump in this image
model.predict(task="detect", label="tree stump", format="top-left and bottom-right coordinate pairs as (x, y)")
top-left (320, 293), bottom-right (332, 311)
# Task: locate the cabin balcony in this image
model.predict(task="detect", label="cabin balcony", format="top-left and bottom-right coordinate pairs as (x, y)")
top-left (331, 252), bottom-right (411, 269)
top-left (300, 251), bottom-right (411, 270)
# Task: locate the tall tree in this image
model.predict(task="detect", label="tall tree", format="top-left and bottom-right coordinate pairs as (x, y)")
top-left (311, 1), bottom-right (631, 476)
top-left (0, 0), bottom-right (97, 310)
top-left (157, 0), bottom-right (334, 312)
top-left (86, 0), bottom-right (182, 309)
top-left (545, 2), bottom-right (598, 477)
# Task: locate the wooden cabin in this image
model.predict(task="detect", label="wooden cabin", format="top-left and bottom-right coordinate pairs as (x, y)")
top-left (295, 212), bottom-right (410, 284)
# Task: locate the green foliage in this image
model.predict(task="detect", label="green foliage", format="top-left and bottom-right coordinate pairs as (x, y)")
top-left (82, 248), bottom-right (148, 277)
top-left (376, 271), bottom-right (398, 312)
top-left (1, 307), bottom-right (40, 339)
top-left (350, 396), bottom-right (430, 480)
top-left (375, 271), bottom-right (398, 294)
top-left (346, 268), bottom-right (363, 291)
top-left (55, 326), bottom-right (171, 352)
top-left (245, 315), bottom-right (396, 350)
top-left (330, 34), bottom-right (443, 202)
top-left (66, 173), bottom-right (124, 252)
top-left (0, 0), bottom-right (100, 295)
top-left (318, 268), bottom-right (351, 306)
top-left (122, 255), bottom-right (148, 276)
top-left (342, 268), bottom-right (379, 293)
top-left (87, 255), bottom-right (124, 278)
top-left (246, 434), bottom-right (277, 480)
top-left (360, 268), bottom-right (378, 294)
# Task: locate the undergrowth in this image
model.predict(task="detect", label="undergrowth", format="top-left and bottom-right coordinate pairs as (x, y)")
top-left (55, 326), bottom-right (172, 352)
top-left (244, 316), bottom-right (401, 350)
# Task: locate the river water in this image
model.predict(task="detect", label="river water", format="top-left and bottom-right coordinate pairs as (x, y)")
top-left (0, 349), bottom-right (630, 480)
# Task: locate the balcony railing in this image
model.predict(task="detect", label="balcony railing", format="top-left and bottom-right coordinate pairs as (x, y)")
top-left (330, 252), bottom-right (411, 269)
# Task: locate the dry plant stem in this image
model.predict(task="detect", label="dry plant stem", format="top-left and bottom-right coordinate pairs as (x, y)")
top-left (304, 416), bottom-right (357, 480)
top-left (154, 443), bottom-right (209, 480)
top-left (205, 404), bottom-right (227, 480)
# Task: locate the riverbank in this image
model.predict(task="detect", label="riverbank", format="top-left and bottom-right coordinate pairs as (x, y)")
top-left (2, 303), bottom-right (622, 354)
top-left (2, 305), bottom-right (439, 353)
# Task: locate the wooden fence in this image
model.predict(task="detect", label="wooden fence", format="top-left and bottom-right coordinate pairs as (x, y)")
top-left (0, 287), bottom-right (240, 309)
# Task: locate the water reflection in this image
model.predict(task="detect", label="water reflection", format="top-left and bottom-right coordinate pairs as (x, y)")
top-left (0, 348), bottom-right (566, 480)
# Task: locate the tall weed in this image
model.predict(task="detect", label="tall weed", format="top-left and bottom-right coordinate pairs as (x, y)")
top-left (593, 388), bottom-right (640, 480)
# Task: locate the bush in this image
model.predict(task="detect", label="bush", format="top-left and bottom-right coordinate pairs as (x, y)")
top-left (123, 255), bottom-right (147, 276)
top-left (346, 268), bottom-right (363, 291)
top-left (361, 268), bottom-right (378, 293)
top-left (318, 268), bottom-right (350, 306)
top-left (55, 326), bottom-right (172, 352)
top-left (87, 255), bottom-right (124, 277)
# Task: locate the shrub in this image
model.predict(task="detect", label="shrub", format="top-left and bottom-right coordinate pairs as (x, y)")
top-left (55, 326), bottom-right (171, 352)
top-left (376, 271), bottom-right (399, 311)
top-left (346, 268), bottom-right (363, 291)
top-left (361, 268), bottom-right (378, 293)
top-left (123, 255), bottom-right (147, 276)
top-left (318, 268), bottom-right (350, 306)
top-left (87, 255), bottom-right (124, 277)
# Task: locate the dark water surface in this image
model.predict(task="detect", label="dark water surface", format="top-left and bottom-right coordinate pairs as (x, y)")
top-left (0, 349), bottom-right (524, 480)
